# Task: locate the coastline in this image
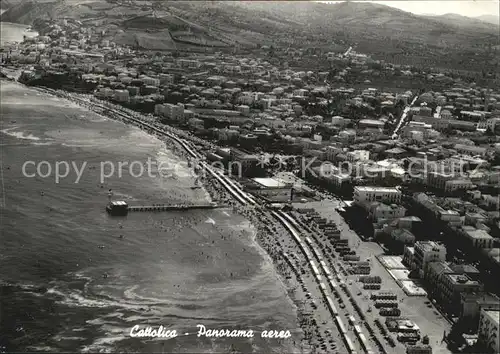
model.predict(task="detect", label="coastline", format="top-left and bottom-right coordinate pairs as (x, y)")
top-left (2, 79), bottom-right (328, 352)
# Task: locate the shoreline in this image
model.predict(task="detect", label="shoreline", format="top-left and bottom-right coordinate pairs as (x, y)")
top-left (3, 80), bottom-right (330, 352)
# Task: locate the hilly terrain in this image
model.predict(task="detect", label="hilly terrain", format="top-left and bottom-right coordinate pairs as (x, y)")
top-left (423, 13), bottom-right (499, 30)
top-left (475, 14), bottom-right (499, 26)
top-left (1, 0), bottom-right (498, 70)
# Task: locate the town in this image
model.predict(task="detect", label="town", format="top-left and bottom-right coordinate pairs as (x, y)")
top-left (1, 13), bottom-right (499, 354)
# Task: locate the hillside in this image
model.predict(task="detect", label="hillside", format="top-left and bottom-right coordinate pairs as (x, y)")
top-left (475, 14), bottom-right (499, 26)
top-left (424, 13), bottom-right (499, 30)
top-left (1, 0), bottom-right (498, 62)
top-left (230, 2), bottom-right (497, 45)
top-left (0, 0), bottom-right (21, 10)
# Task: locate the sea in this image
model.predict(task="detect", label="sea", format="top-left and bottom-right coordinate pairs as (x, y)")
top-left (0, 21), bottom-right (38, 46)
top-left (0, 80), bottom-right (301, 352)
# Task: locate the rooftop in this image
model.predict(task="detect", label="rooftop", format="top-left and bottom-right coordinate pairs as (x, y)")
top-left (359, 119), bottom-right (385, 126)
top-left (252, 177), bottom-right (289, 188)
top-left (354, 186), bottom-right (401, 193)
top-left (385, 147), bottom-right (407, 154)
top-left (465, 229), bottom-right (494, 240)
top-left (416, 241), bottom-right (444, 252)
top-left (461, 292), bottom-right (500, 304)
top-left (445, 273), bottom-right (480, 286)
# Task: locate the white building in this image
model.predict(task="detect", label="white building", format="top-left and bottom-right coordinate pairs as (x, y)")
top-left (140, 76), bottom-right (160, 87)
top-left (165, 103), bottom-right (184, 121)
top-left (218, 128), bottom-right (239, 141)
top-left (353, 186), bottom-right (402, 205)
top-left (159, 73), bottom-right (174, 85)
top-left (478, 309), bottom-right (499, 353)
top-left (113, 89), bottom-right (129, 103)
top-left (444, 179), bottom-right (475, 193)
top-left (412, 241), bottom-right (447, 278)
top-left (485, 117), bottom-right (500, 132)
top-left (346, 150), bottom-right (370, 162)
top-left (237, 105), bottom-right (250, 116)
top-left (464, 229), bottom-right (495, 249)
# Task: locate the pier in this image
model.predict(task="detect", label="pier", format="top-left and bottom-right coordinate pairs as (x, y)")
top-left (127, 203), bottom-right (225, 212)
top-left (106, 200), bottom-right (225, 216)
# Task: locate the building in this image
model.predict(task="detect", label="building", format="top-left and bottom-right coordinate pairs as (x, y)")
top-left (391, 229), bottom-right (416, 245)
top-left (412, 241), bottom-right (447, 278)
top-left (339, 130), bottom-right (356, 143)
top-left (413, 115), bottom-right (450, 130)
top-left (353, 186), bottom-right (402, 206)
top-left (463, 228), bottom-right (495, 249)
top-left (478, 309), bottom-right (500, 353)
top-left (346, 150), bottom-right (370, 162)
top-left (163, 103), bottom-right (184, 121)
top-left (425, 261), bottom-right (485, 315)
top-left (331, 115), bottom-right (350, 127)
top-left (250, 177), bottom-right (293, 202)
top-left (218, 128), bottom-right (239, 141)
top-left (358, 119), bottom-right (385, 130)
top-left (385, 147), bottom-right (408, 159)
top-left (230, 149), bottom-right (265, 177)
top-left (484, 117), bottom-right (500, 132)
top-left (425, 261), bottom-right (453, 294)
top-left (460, 293), bottom-right (500, 329)
top-left (427, 171), bottom-right (455, 191)
top-left (188, 118), bottom-right (204, 130)
top-left (159, 73), bottom-right (174, 85)
top-left (440, 273), bottom-right (483, 315)
top-left (140, 76), bottom-right (160, 87)
top-left (444, 179), bottom-right (475, 193)
top-left (368, 202), bottom-right (406, 221)
top-left (113, 89), bottom-right (129, 102)
top-left (454, 144), bottom-right (487, 157)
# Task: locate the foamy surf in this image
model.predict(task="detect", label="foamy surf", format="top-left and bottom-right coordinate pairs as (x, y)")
top-left (205, 217), bottom-right (216, 225)
top-left (81, 336), bottom-right (123, 353)
top-left (25, 346), bottom-right (60, 352)
top-left (1, 127), bottom-right (42, 141)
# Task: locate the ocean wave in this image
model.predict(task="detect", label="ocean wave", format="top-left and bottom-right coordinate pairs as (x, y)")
top-left (52, 335), bottom-right (87, 342)
top-left (45, 281), bottom-right (167, 311)
top-left (61, 143), bottom-right (97, 148)
top-left (1, 127), bottom-right (41, 141)
top-left (25, 346), bottom-right (60, 352)
top-left (32, 141), bottom-right (55, 146)
top-left (81, 336), bottom-right (124, 353)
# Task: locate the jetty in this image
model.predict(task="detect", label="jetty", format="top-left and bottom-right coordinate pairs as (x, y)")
top-left (128, 204), bottom-right (225, 212)
top-left (106, 200), bottom-right (225, 216)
